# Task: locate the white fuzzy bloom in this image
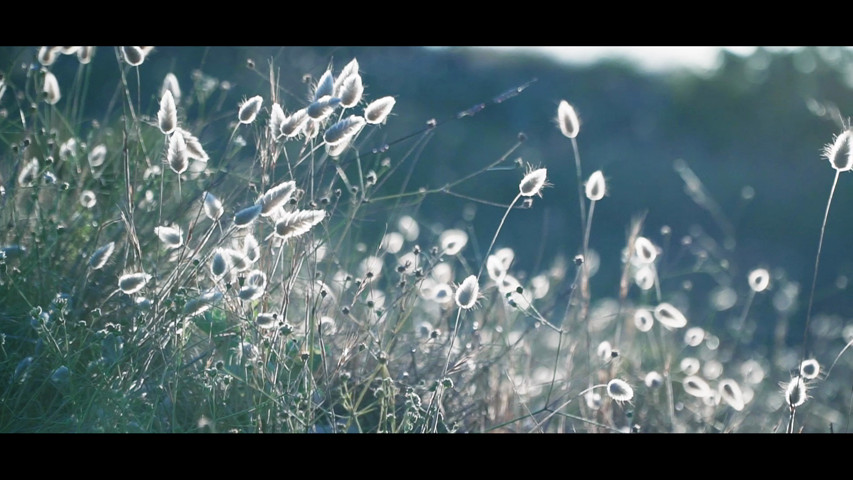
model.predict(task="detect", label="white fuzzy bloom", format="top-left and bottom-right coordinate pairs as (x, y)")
top-left (167, 131), bottom-right (188, 174)
top-left (364, 96), bottom-right (396, 125)
top-left (157, 90), bottom-right (177, 135)
top-left (155, 225), bottom-right (183, 249)
top-left (118, 272), bottom-right (151, 295)
top-left (557, 100), bottom-right (580, 139)
top-left (519, 168), bottom-right (547, 197)
top-left (606, 379), bottom-right (633, 402)
top-left (202, 191), bottom-right (224, 221)
top-left (238, 96), bottom-right (263, 124)
top-left (274, 209), bottom-right (326, 241)
top-left (269, 103), bottom-right (285, 139)
top-left (455, 275), bottom-right (480, 309)
top-left (88, 242), bottom-right (115, 270)
top-left (585, 170), bottom-right (606, 201)
top-left (258, 180), bottom-right (296, 217)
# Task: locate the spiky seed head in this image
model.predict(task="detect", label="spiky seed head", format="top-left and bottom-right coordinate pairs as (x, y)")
top-left (269, 103), bottom-right (285, 139)
top-left (585, 170), bottom-right (606, 201)
top-left (364, 96), bottom-right (396, 125)
top-left (258, 180), bottom-right (296, 216)
top-left (234, 204), bottom-right (262, 228)
top-left (519, 167), bottom-right (548, 197)
top-left (455, 275), bottom-right (480, 309)
top-left (824, 129), bottom-right (853, 172)
top-left (43, 71), bottom-right (61, 105)
top-left (799, 359), bottom-right (820, 380)
top-left (158, 90), bottom-right (177, 135)
top-left (557, 100), bottom-right (580, 139)
top-left (202, 191), bottom-right (224, 220)
top-left (238, 96), bottom-right (263, 124)
top-left (167, 130), bottom-right (188, 174)
top-left (118, 272), bottom-right (150, 295)
top-left (89, 242), bottom-right (115, 270)
top-left (634, 236), bottom-right (657, 264)
top-left (121, 46), bottom-right (145, 66)
top-left (274, 209), bottom-right (326, 241)
top-left (606, 379), bottom-right (633, 402)
top-left (155, 225), bottom-right (183, 249)
top-left (748, 268), bottom-right (770, 293)
top-left (654, 302), bottom-right (688, 329)
top-left (439, 229), bottom-right (468, 256)
top-left (324, 115), bottom-right (366, 146)
top-left (89, 144), bottom-right (107, 168)
top-left (682, 375), bottom-right (712, 398)
top-left (313, 69), bottom-right (335, 102)
top-left (339, 74), bottom-right (364, 108)
top-left (77, 46), bottom-right (94, 64)
top-left (785, 376), bottom-right (807, 408)
top-left (718, 379), bottom-right (745, 411)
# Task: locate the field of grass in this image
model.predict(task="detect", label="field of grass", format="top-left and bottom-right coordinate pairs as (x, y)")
top-left (1, 46), bottom-right (851, 433)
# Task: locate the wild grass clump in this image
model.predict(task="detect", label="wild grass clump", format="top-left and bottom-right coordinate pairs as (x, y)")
top-left (2, 46), bottom-right (853, 433)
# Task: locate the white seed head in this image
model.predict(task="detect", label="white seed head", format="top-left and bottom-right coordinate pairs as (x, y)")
top-left (274, 209), bottom-right (326, 241)
top-left (234, 204), bottom-right (263, 228)
top-left (606, 379), bottom-right (633, 402)
top-left (748, 268), bottom-right (770, 293)
top-left (634, 308), bottom-right (654, 332)
top-left (258, 180), bottom-right (296, 216)
top-left (176, 128), bottom-right (208, 162)
top-left (43, 71), bottom-right (61, 105)
top-left (121, 46), bottom-right (145, 66)
top-left (380, 232), bottom-right (405, 254)
top-left (256, 313), bottom-right (278, 330)
top-left (718, 379), bottom-right (745, 411)
top-left (313, 69), bottom-right (335, 102)
top-left (334, 59), bottom-right (360, 94)
top-left (211, 249), bottom-right (229, 279)
top-left (785, 376), bottom-right (808, 408)
top-left (238, 95), bottom-right (263, 124)
top-left (183, 289), bottom-right (223, 317)
top-left (455, 275), bottom-right (480, 309)
top-left (88, 242), bottom-right (115, 270)
top-left (155, 225), bottom-right (183, 249)
top-left (519, 167), bottom-right (547, 197)
top-left (439, 229), bottom-right (468, 256)
top-left (167, 131), bottom-right (188, 174)
top-left (161, 72), bottom-right (181, 105)
top-left (324, 115), bottom-right (366, 146)
top-left (824, 129), bottom-right (853, 172)
top-left (364, 96), bottom-right (396, 125)
top-left (118, 272), bottom-right (150, 295)
top-left (243, 234), bottom-right (260, 263)
top-left (89, 144), bottom-right (107, 168)
top-left (307, 95), bottom-right (341, 120)
top-left (654, 302), bottom-right (688, 329)
top-left (644, 371), bottom-right (663, 389)
top-left (557, 100), bottom-right (580, 139)
top-left (684, 327), bottom-right (705, 347)
top-left (76, 46), bottom-right (95, 64)
top-left (682, 375), bottom-right (712, 398)
top-left (799, 359), bottom-right (820, 380)
top-left (202, 191), bottom-right (224, 221)
top-left (80, 190), bottom-right (97, 209)
top-left (339, 74), bottom-right (364, 108)
top-left (38, 46), bottom-right (60, 66)
top-left (269, 103), bottom-right (286, 139)
top-left (398, 215), bottom-right (420, 242)
top-left (633, 236), bottom-right (657, 264)
top-left (280, 108), bottom-right (310, 138)
top-left (18, 157), bottom-right (39, 186)
top-left (246, 269), bottom-right (267, 289)
top-left (157, 90), bottom-right (177, 135)
top-left (585, 170), bottom-right (606, 201)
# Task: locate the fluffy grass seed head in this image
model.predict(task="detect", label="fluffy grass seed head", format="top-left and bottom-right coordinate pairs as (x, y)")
top-left (585, 170), bottom-right (606, 201)
top-left (80, 190), bottom-right (97, 209)
top-left (324, 115), bottom-right (366, 146)
top-left (77, 46), bottom-right (94, 64)
top-left (88, 242), bottom-right (115, 270)
top-left (634, 308), bottom-right (655, 332)
top-left (167, 131), bottom-right (188, 174)
top-left (256, 313), bottom-right (278, 330)
top-left (633, 236), bottom-right (657, 264)
top-left (313, 69), bottom-right (335, 102)
top-left (269, 103), bottom-right (285, 139)
top-left (718, 379), bottom-right (746, 411)
top-left (155, 225), bottom-right (183, 249)
top-left (824, 129), bottom-right (853, 172)
top-left (157, 90), bottom-right (177, 135)
top-left (234, 204), bottom-right (262, 228)
top-left (238, 95), bottom-right (263, 124)
top-left (307, 95), bottom-right (341, 121)
top-left (280, 108), bottom-right (310, 138)
top-left (364, 96), bottom-right (396, 125)
top-left (455, 275), bottom-right (480, 310)
top-left (644, 371), bottom-right (663, 389)
top-left (211, 248), bottom-right (229, 279)
top-left (339, 73), bottom-right (364, 108)
top-left (89, 144), bottom-right (107, 168)
top-left (747, 268), bottom-right (770, 293)
top-left (557, 100), bottom-right (580, 139)
top-left (654, 302), bottom-right (688, 329)
top-left (606, 379), bottom-right (634, 402)
top-left (121, 46), bottom-right (145, 66)
top-left (161, 72), bottom-right (181, 104)
top-left (258, 180), bottom-right (296, 217)
top-left (799, 358), bottom-right (820, 380)
top-left (43, 71), bottom-right (61, 105)
top-left (682, 375), bottom-right (712, 398)
top-left (176, 128), bottom-right (208, 162)
top-left (38, 46), bottom-right (60, 66)
top-left (519, 167), bottom-right (548, 197)
top-left (784, 376), bottom-right (808, 408)
top-left (118, 272), bottom-right (151, 295)
top-left (202, 191), bottom-right (224, 220)
top-left (334, 59), bottom-right (360, 93)
top-left (243, 233), bottom-right (260, 263)
top-left (274, 209), bottom-right (326, 241)
top-left (183, 290), bottom-right (223, 317)
top-left (439, 229), bottom-right (468, 256)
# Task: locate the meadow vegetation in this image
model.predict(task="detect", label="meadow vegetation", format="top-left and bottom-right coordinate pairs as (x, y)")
top-left (1, 46), bottom-right (852, 433)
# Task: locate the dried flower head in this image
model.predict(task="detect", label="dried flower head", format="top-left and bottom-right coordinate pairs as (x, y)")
top-left (557, 100), bottom-right (580, 139)
top-left (519, 167), bottom-right (548, 197)
top-left (747, 268), bottom-right (770, 293)
top-left (238, 95), bottom-right (263, 124)
top-left (824, 129), bottom-right (853, 172)
top-left (585, 170), bottom-right (606, 201)
top-left (364, 96), bottom-right (396, 125)
top-left (606, 379), bottom-right (634, 402)
top-left (455, 275), bottom-right (480, 309)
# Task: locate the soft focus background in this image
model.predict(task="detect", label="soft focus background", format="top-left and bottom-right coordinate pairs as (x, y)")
top-left (5, 45), bottom-right (853, 350)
